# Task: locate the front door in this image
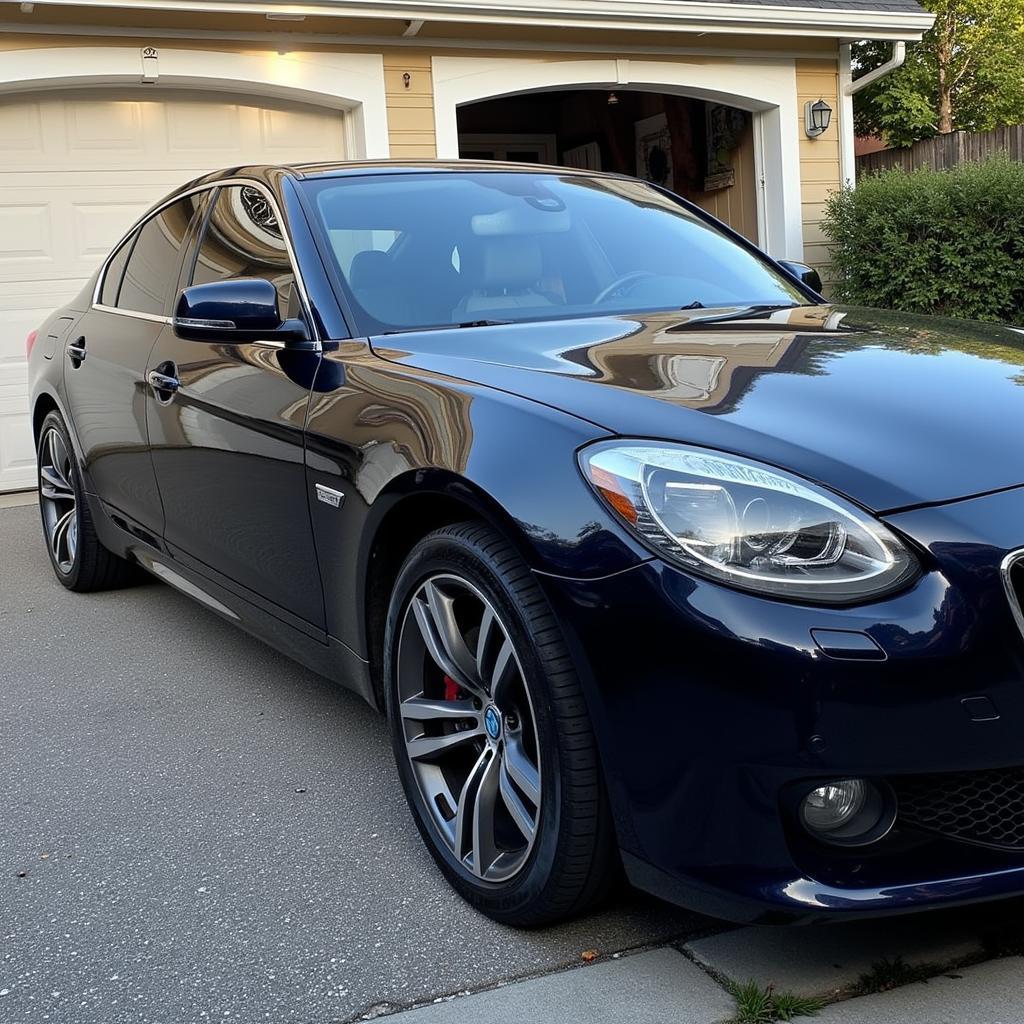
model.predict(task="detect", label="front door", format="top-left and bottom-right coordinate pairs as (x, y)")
top-left (145, 184), bottom-right (325, 631)
top-left (63, 194), bottom-right (202, 537)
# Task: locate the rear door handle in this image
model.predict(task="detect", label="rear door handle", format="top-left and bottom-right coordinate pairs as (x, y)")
top-left (147, 367), bottom-right (180, 398)
top-left (67, 337), bottom-right (86, 366)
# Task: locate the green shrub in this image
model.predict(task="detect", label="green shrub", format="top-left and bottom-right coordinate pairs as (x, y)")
top-left (822, 156), bottom-right (1024, 323)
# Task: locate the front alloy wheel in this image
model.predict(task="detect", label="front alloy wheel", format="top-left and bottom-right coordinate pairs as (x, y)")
top-left (385, 521), bottom-right (615, 926)
top-left (396, 573), bottom-right (542, 883)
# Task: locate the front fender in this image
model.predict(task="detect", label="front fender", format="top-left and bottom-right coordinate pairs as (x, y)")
top-left (303, 345), bottom-right (650, 656)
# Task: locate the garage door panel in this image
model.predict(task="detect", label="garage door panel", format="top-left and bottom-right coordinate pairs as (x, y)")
top-left (65, 98), bottom-right (149, 155)
top-left (0, 88), bottom-right (348, 491)
top-left (259, 106), bottom-right (345, 156)
top-left (0, 189), bottom-right (150, 283)
top-left (0, 203), bottom-right (51, 262)
top-left (0, 99), bottom-right (44, 153)
top-left (73, 201), bottom-right (153, 260)
top-left (0, 396), bottom-right (36, 491)
top-left (166, 101), bottom-right (243, 152)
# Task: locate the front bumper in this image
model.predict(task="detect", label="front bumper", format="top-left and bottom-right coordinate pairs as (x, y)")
top-left (536, 484), bottom-right (1024, 922)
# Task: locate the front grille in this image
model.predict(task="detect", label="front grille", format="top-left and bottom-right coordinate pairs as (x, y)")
top-left (894, 767), bottom-right (1024, 851)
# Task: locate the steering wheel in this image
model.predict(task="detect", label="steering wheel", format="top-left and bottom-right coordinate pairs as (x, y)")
top-left (593, 270), bottom-right (657, 305)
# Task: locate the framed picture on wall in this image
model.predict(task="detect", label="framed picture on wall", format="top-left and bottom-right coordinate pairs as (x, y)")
top-left (634, 113), bottom-right (673, 190)
top-left (704, 105), bottom-right (746, 191)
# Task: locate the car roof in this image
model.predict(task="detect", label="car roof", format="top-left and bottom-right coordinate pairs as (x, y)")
top-left (287, 159), bottom-right (620, 180)
top-left (189, 159), bottom-right (628, 187)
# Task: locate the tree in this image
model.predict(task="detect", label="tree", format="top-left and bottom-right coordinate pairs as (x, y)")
top-left (854, 0), bottom-right (1024, 147)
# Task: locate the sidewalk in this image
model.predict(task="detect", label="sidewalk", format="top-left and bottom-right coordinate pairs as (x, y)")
top-left (370, 906), bottom-right (1024, 1024)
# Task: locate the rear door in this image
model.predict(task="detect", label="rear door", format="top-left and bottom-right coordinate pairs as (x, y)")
top-left (62, 192), bottom-right (208, 537)
top-left (145, 183), bottom-right (325, 631)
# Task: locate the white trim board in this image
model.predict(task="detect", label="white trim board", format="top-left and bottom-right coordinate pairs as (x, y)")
top-left (0, 46), bottom-right (390, 159)
top-left (432, 55), bottom-right (804, 261)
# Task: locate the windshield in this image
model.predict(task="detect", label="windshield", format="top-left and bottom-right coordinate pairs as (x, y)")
top-left (302, 171), bottom-right (807, 335)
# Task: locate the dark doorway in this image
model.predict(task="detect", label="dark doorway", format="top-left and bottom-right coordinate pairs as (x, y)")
top-left (457, 88), bottom-right (759, 243)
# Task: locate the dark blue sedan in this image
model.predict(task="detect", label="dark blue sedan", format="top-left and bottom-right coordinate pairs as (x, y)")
top-left (26, 160), bottom-right (1024, 925)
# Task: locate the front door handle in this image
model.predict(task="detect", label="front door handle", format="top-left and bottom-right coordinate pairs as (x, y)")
top-left (147, 366), bottom-right (180, 399)
top-left (67, 337), bottom-right (86, 366)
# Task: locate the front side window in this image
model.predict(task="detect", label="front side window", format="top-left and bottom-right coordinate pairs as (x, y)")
top-left (117, 194), bottom-right (205, 316)
top-left (189, 185), bottom-right (297, 315)
top-left (301, 171), bottom-right (806, 335)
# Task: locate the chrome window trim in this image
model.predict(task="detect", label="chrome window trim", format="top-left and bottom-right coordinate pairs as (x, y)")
top-left (92, 304), bottom-right (172, 325)
top-left (1000, 549), bottom-right (1024, 641)
top-left (91, 177), bottom-right (321, 350)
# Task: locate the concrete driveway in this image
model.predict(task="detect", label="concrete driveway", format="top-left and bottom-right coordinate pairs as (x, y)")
top-left (0, 503), bottom-right (705, 1024)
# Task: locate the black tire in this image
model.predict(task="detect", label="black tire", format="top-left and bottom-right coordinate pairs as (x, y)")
top-left (36, 410), bottom-right (136, 592)
top-left (384, 520), bottom-right (617, 927)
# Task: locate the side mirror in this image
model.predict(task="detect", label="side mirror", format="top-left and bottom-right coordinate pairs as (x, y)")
top-left (173, 278), bottom-right (309, 344)
top-left (777, 260), bottom-right (824, 296)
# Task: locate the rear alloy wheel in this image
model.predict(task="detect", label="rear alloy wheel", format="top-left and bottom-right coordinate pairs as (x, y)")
top-left (38, 423), bottom-right (79, 576)
top-left (36, 410), bottom-right (136, 592)
top-left (385, 521), bottom-right (616, 926)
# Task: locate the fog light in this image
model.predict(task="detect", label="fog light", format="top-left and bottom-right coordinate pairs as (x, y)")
top-left (799, 778), bottom-right (893, 845)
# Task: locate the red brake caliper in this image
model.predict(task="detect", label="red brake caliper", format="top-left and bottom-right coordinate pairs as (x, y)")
top-left (443, 675), bottom-right (460, 702)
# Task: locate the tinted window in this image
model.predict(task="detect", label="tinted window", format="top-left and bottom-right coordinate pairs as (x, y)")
top-left (118, 196), bottom-right (200, 315)
top-left (100, 232), bottom-right (135, 307)
top-left (302, 172), bottom-right (805, 334)
top-left (190, 185), bottom-right (296, 315)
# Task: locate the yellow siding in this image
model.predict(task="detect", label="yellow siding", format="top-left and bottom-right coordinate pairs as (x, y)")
top-left (382, 50), bottom-right (436, 157)
top-left (796, 56), bottom-right (841, 285)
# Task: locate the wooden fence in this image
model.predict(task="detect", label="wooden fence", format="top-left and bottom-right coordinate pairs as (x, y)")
top-left (856, 125), bottom-right (1024, 175)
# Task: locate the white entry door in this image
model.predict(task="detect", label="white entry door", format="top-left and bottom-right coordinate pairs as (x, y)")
top-left (0, 90), bottom-right (348, 492)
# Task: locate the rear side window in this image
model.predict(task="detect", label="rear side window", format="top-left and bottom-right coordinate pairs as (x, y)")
top-left (118, 196), bottom-right (201, 316)
top-left (100, 233), bottom-right (135, 307)
top-left (189, 185), bottom-right (297, 315)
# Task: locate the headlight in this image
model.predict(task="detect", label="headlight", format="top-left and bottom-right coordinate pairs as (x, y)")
top-left (579, 441), bottom-right (919, 604)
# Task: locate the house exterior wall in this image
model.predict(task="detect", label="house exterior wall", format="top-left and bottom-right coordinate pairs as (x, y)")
top-left (383, 51), bottom-right (437, 158)
top-left (0, 28), bottom-right (843, 273)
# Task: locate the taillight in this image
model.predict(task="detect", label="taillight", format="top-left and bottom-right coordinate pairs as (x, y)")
top-left (26, 329), bottom-right (38, 358)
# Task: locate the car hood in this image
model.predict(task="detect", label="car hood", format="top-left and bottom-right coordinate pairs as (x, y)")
top-left (370, 305), bottom-right (1024, 513)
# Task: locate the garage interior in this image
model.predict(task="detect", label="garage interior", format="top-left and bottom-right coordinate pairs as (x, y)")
top-left (456, 89), bottom-right (759, 243)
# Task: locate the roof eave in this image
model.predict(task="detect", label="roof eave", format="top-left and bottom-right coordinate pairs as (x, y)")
top-left (20, 0), bottom-right (937, 40)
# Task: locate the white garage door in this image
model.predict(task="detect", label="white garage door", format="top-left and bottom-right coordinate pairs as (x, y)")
top-left (0, 90), bottom-right (348, 492)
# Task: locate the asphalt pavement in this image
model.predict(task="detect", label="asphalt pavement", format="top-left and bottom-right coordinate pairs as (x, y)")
top-left (0, 503), bottom-right (706, 1024)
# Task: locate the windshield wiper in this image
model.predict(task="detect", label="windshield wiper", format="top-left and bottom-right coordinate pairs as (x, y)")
top-left (673, 302), bottom-right (802, 326)
top-left (382, 319), bottom-right (514, 336)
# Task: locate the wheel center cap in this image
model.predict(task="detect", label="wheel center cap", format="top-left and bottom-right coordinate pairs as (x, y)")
top-left (484, 705), bottom-right (501, 740)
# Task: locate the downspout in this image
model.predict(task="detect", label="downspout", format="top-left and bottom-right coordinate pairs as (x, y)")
top-left (845, 40), bottom-right (907, 96)
top-left (838, 40), bottom-right (907, 187)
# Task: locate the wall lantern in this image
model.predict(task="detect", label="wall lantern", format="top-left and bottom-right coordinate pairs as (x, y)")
top-left (804, 99), bottom-right (832, 138)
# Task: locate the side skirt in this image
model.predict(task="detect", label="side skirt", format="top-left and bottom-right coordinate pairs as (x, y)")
top-left (83, 491), bottom-right (379, 710)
